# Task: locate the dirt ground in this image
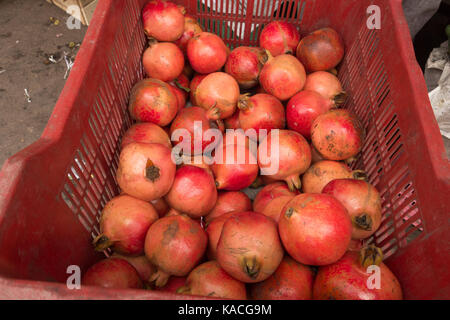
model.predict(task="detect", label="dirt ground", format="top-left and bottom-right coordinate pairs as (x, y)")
top-left (0, 0), bottom-right (448, 169)
top-left (0, 0), bottom-right (87, 167)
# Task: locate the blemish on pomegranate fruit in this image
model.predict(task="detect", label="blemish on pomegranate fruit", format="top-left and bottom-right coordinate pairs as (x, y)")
top-left (162, 221), bottom-right (179, 245)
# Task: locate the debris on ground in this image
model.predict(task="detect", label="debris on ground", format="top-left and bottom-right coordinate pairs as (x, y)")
top-left (24, 89), bottom-right (32, 103)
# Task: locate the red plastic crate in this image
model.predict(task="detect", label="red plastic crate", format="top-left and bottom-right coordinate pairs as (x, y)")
top-left (0, 0), bottom-right (449, 299)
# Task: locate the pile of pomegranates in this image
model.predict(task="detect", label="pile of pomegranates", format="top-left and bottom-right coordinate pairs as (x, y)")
top-left (82, 0), bottom-right (403, 301)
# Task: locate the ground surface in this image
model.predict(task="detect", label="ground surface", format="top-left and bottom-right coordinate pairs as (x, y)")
top-left (0, 0), bottom-right (448, 169)
top-left (0, 0), bottom-right (87, 166)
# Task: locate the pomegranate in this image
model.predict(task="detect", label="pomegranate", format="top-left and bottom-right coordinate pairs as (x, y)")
top-left (177, 261), bottom-right (247, 299)
top-left (145, 214), bottom-right (207, 287)
top-left (303, 71), bottom-right (346, 107)
top-left (156, 276), bottom-right (187, 293)
top-left (253, 182), bottom-right (298, 222)
top-left (286, 90), bottom-right (331, 140)
top-left (279, 193), bottom-right (352, 265)
top-left (82, 258), bottom-right (143, 289)
top-left (128, 78), bottom-right (178, 126)
top-left (296, 27), bottom-right (345, 72)
top-left (224, 110), bottom-right (241, 130)
top-left (205, 191), bottom-right (252, 224)
top-left (187, 32), bottom-right (229, 74)
top-left (311, 109), bottom-right (365, 161)
top-left (302, 160), bottom-right (367, 194)
top-left (116, 143), bottom-right (176, 201)
top-left (143, 40), bottom-right (184, 82)
top-left (205, 212), bottom-right (235, 259)
top-left (170, 106), bottom-right (223, 155)
top-left (169, 73), bottom-right (190, 110)
top-left (259, 53), bottom-right (306, 101)
top-left (195, 72), bottom-right (240, 120)
top-left (212, 142), bottom-right (259, 191)
top-left (250, 256), bottom-right (314, 300)
top-left (142, 0), bottom-right (185, 42)
top-left (189, 73), bottom-right (207, 106)
top-left (93, 195), bottom-right (158, 255)
top-left (225, 46), bottom-right (268, 89)
top-left (259, 21), bottom-right (300, 56)
top-left (216, 211), bottom-right (283, 283)
top-left (237, 93), bottom-right (286, 135)
top-left (313, 245), bottom-right (403, 300)
top-left (258, 130), bottom-right (311, 191)
top-left (164, 165), bottom-right (218, 218)
top-left (121, 122), bottom-right (171, 150)
top-left (112, 253), bottom-right (155, 283)
top-left (322, 179), bottom-right (382, 239)
top-left (174, 14), bottom-right (203, 54)
top-left (179, 154), bottom-right (213, 175)
top-left (151, 197), bottom-right (170, 218)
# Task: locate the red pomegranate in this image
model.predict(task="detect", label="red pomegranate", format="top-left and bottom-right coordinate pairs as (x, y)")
top-left (142, 0), bottom-right (185, 42)
top-left (302, 160), bottom-right (366, 194)
top-left (169, 106), bottom-right (222, 155)
top-left (216, 211), bottom-right (284, 283)
top-left (116, 143), bottom-right (176, 201)
top-left (112, 253), bottom-right (155, 283)
top-left (156, 276), bottom-right (186, 293)
top-left (212, 142), bottom-right (259, 191)
top-left (205, 191), bottom-right (252, 224)
top-left (143, 41), bottom-right (184, 82)
top-left (279, 193), bottom-right (352, 266)
top-left (145, 214), bottom-right (207, 287)
top-left (311, 109), bottom-right (365, 161)
top-left (164, 165), bottom-right (218, 218)
top-left (322, 179), bottom-right (382, 239)
top-left (296, 27), bottom-right (345, 72)
top-left (174, 14), bottom-right (203, 54)
top-left (205, 212), bottom-right (235, 259)
top-left (253, 182), bottom-right (298, 222)
top-left (313, 245), bottom-right (403, 300)
top-left (224, 109), bottom-right (241, 130)
top-left (195, 72), bottom-right (240, 120)
top-left (250, 256), bottom-right (314, 300)
top-left (82, 258), bottom-right (143, 289)
top-left (179, 154), bottom-right (213, 176)
top-left (151, 198), bottom-right (170, 218)
top-left (128, 78), bottom-right (178, 126)
top-left (225, 46), bottom-right (268, 89)
top-left (177, 261), bottom-right (247, 299)
top-left (303, 71), bottom-right (346, 107)
top-left (189, 73), bottom-right (207, 106)
top-left (259, 53), bottom-right (306, 101)
top-left (93, 195), bottom-right (159, 255)
top-left (237, 93), bottom-right (286, 135)
top-left (187, 32), bottom-right (229, 74)
top-left (253, 182), bottom-right (297, 212)
top-left (259, 21), bottom-right (300, 56)
top-left (258, 130), bottom-right (311, 191)
top-left (169, 73), bottom-right (190, 110)
top-left (121, 122), bottom-right (171, 150)
top-left (286, 90), bottom-right (331, 140)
